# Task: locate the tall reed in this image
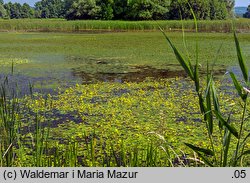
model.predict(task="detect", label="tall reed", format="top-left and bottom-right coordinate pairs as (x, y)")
top-left (0, 77), bottom-right (20, 166)
top-left (161, 21), bottom-right (250, 166)
top-left (0, 19), bottom-right (249, 33)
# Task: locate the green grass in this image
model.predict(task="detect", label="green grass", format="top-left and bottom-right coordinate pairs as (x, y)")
top-left (0, 19), bottom-right (250, 33)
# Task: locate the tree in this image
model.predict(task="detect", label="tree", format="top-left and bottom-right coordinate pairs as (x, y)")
top-left (151, 0), bottom-right (170, 19)
top-left (126, 0), bottom-right (154, 20)
top-left (113, 0), bottom-right (129, 19)
top-left (168, 0), bottom-right (230, 20)
top-left (210, 0), bottom-right (228, 20)
top-left (168, 0), bottom-right (210, 20)
top-left (0, 0), bottom-right (236, 20)
top-left (224, 0), bottom-right (235, 17)
top-left (96, 0), bottom-right (114, 20)
top-left (3, 2), bottom-right (11, 18)
top-left (0, 3), bottom-right (7, 18)
top-left (65, 0), bottom-right (101, 20)
top-left (35, 0), bottom-right (65, 18)
top-left (10, 3), bottom-right (22, 19)
top-left (21, 3), bottom-right (34, 18)
top-left (192, 0), bottom-right (211, 20)
top-left (3, 2), bottom-right (34, 19)
top-left (243, 5), bottom-right (250, 18)
top-left (114, 0), bottom-right (170, 20)
top-left (34, 1), bottom-right (43, 18)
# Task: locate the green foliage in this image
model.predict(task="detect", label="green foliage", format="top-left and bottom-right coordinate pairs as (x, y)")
top-left (243, 5), bottom-right (250, 18)
top-left (125, 0), bottom-right (170, 20)
top-left (9, 3), bottom-right (22, 19)
top-left (97, 0), bottom-right (114, 20)
top-left (224, 0), bottom-right (235, 18)
top-left (112, 0), bottom-right (128, 19)
top-left (3, 2), bottom-right (34, 19)
top-left (161, 27), bottom-right (194, 80)
top-left (168, 0), bottom-right (233, 20)
top-left (0, 4), bottom-right (7, 18)
top-left (0, 75), bottom-right (248, 167)
top-left (0, 78), bottom-right (20, 166)
top-left (210, 0), bottom-right (228, 20)
top-left (168, 0), bottom-right (210, 20)
top-left (0, 0), bottom-right (236, 20)
top-left (21, 3), bottom-right (34, 18)
top-left (34, 0), bottom-right (65, 18)
top-left (0, 18), bottom-right (250, 33)
top-left (162, 21), bottom-right (250, 166)
top-left (65, 0), bottom-right (101, 20)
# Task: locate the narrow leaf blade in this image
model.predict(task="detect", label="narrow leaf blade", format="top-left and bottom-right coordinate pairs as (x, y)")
top-left (234, 32), bottom-right (248, 83)
top-left (205, 76), bottom-right (213, 135)
top-left (223, 113), bottom-right (232, 167)
top-left (241, 150), bottom-right (250, 156)
top-left (237, 150), bottom-right (250, 161)
top-left (184, 143), bottom-right (214, 156)
top-left (243, 132), bottom-right (250, 144)
top-left (223, 131), bottom-right (231, 167)
top-left (195, 152), bottom-right (214, 167)
top-left (230, 72), bottom-right (247, 101)
top-left (160, 29), bottom-right (194, 80)
top-left (214, 111), bottom-right (239, 139)
top-left (194, 64), bottom-right (200, 92)
top-left (239, 132), bottom-right (250, 149)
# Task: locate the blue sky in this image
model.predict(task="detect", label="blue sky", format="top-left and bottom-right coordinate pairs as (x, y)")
top-left (236, 0), bottom-right (250, 7)
top-left (4, 0), bottom-right (35, 6)
top-left (3, 0), bottom-right (250, 7)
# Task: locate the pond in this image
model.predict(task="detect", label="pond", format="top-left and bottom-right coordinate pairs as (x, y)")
top-left (1, 31), bottom-right (250, 167)
top-left (1, 31), bottom-right (248, 95)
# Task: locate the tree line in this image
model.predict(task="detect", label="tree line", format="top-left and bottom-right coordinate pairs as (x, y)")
top-left (0, 0), bottom-right (236, 20)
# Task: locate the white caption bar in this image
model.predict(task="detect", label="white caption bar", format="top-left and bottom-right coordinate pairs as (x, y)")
top-left (0, 167), bottom-right (249, 183)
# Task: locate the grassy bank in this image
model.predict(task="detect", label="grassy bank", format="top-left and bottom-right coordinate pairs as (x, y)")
top-left (0, 19), bottom-right (249, 33)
